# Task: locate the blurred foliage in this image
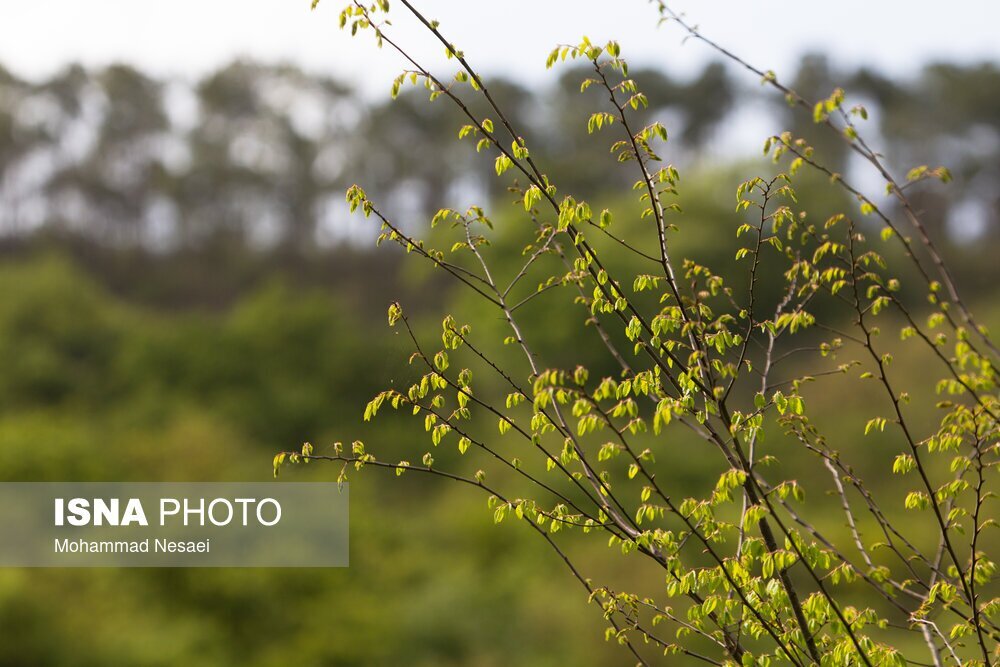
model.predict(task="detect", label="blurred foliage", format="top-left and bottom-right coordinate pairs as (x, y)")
top-left (0, 255), bottom-right (633, 666)
top-left (0, 48), bottom-right (999, 665)
top-left (2, 56), bottom-right (999, 252)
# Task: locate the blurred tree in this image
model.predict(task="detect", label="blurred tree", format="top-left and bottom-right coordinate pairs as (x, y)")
top-left (776, 54), bottom-right (850, 174)
top-left (1, 55), bottom-right (998, 256)
top-left (850, 62), bottom-right (1000, 242)
top-left (46, 65), bottom-right (170, 245)
top-left (185, 61), bottom-right (353, 252)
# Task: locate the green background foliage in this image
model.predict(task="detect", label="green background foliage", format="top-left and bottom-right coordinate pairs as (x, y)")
top-left (0, 4), bottom-right (998, 663)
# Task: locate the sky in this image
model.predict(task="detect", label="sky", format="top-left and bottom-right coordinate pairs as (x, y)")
top-left (2, 1), bottom-right (999, 96)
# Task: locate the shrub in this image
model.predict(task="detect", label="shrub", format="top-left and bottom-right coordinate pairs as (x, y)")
top-left (279, 3), bottom-right (999, 664)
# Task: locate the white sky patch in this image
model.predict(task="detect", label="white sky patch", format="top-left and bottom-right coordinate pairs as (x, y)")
top-left (1, 1), bottom-right (999, 98)
top-left (949, 197), bottom-right (992, 243)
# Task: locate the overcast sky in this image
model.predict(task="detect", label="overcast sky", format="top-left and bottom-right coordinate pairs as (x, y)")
top-left (2, 1), bottom-right (999, 94)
